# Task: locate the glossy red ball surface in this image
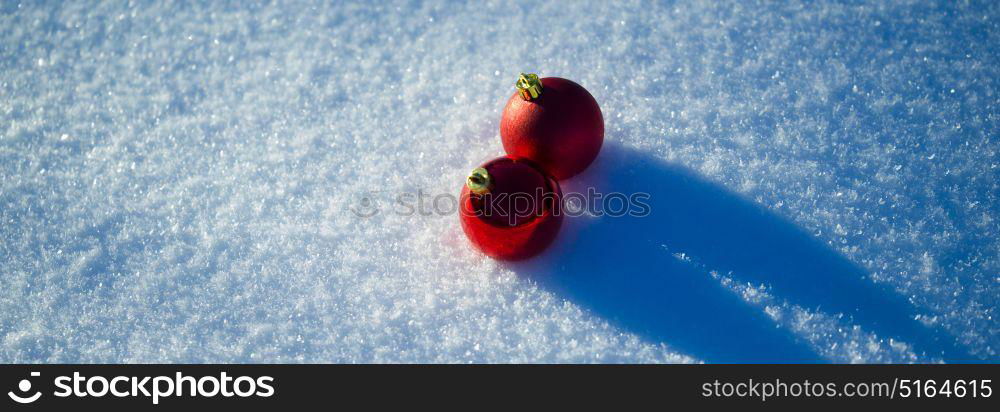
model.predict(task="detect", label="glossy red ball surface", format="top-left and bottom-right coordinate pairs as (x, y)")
top-left (459, 156), bottom-right (563, 261)
top-left (500, 77), bottom-right (604, 180)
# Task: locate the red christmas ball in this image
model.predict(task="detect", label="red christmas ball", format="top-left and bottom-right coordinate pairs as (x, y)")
top-left (500, 74), bottom-right (604, 180)
top-left (459, 156), bottom-right (563, 261)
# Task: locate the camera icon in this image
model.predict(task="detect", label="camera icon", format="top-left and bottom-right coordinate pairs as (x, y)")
top-left (7, 372), bottom-right (41, 404)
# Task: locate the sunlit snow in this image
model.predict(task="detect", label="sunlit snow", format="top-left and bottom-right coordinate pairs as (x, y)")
top-left (1, 1), bottom-right (996, 363)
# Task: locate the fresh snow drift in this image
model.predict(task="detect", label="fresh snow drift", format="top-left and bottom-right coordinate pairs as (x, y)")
top-left (0, 1), bottom-right (997, 363)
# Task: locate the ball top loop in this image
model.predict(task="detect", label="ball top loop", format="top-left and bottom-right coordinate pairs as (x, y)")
top-left (466, 167), bottom-right (492, 194)
top-left (515, 73), bottom-right (543, 101)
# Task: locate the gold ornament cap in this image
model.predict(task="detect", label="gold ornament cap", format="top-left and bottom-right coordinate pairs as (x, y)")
top-left (466, 167), bottom-right (492, 195)
top-left (515, 73), bottom-right (543, 101)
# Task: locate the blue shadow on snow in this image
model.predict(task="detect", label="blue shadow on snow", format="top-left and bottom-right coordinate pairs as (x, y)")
top-left (509, 143), bottom-right (971, 363)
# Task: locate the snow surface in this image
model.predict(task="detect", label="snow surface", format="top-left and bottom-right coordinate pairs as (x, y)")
top-left (1, 1), bottom-right (997, 363)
